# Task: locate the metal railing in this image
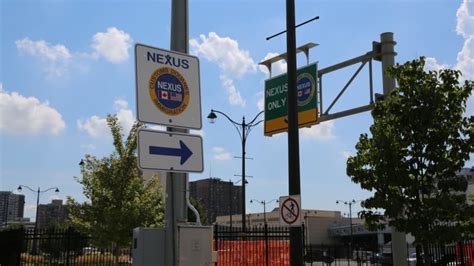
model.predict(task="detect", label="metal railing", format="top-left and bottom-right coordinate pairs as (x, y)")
top-left (0, 227), bottom-right (132, 266)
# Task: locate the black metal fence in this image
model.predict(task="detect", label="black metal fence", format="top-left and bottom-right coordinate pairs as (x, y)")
top-left (213, 224), bottom-right (474, 266)
top-left (0, 227), bottom-right (132, 266)
top-left (214, 224), bottom-right (291, 265)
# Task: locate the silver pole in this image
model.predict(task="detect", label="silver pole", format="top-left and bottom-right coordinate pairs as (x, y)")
top-left (166, 0), bottom-right (189, 265)
top-left (379, 32), bottom-right (407, 266)
top-left (380, 32), bottom-right (396, 95)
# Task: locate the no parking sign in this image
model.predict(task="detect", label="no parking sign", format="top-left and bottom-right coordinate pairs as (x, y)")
top-left (279, 195), bottom-right (301, 227)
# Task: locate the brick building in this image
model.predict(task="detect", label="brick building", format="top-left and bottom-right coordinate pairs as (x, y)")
top-left (189, 177), bottom-right (242, 224)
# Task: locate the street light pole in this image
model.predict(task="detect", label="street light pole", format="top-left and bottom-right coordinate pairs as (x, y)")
top-left (250, 198), bottom-right (278, 266)
top-left (208, 109), bottom-right (264, 232)
top-left (17, 185), bottom-right (59, 254)
top-left (229, 179), bottom-right (233, 229)
top-left (250, 199), bottom-right (279, 225)
top-left (336, 199), bottom-right (359, 258)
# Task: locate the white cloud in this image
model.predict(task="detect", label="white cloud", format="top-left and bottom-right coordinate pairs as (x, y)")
top-left (77, 115), bottom-right (109, 138)
top-left (424, 57), bottom-right (448, 72)
top-left (190, 32), bottom-right (256, 77)
top-left (425, 1), bottom-right (473, 115)
top-left (0, 90), bottom-right (65, 135)
top-left (212, 146), bottom-right (232, 161)
top-left (15, 27), bottom-right (132, 78)
top-left (114, 99), bottom-right (134, 133)
top-left (220, 75), bottom-right (246, 107)
top-left (91, 27), bottom-right (132, 63)
top-left (456, 0), bottom-right (474, 39)
top-left (257, 91), bottom-right (265, 111)
top-left (16, 38), bottom-right (72, 77)
top-left (190, 32), bottom-right (255, 107)
top-left (77, 99), bottom-right (134, 138)
top-left (15, 38), bottom-right (71, 62)
top-left (455, 0), bottom-right (474, 80)
top-left (114, 98), bottom-right (128, 109)
top-left (300, 120), bottom-right (335, 141)
top-left (259, 52), bottom-right (287, 77)
top-left (340, 150), bottom-right (353, 160)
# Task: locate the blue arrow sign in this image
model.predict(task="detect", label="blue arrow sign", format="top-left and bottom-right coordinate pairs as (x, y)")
top-left (149, 140), bottom-right (193, 165)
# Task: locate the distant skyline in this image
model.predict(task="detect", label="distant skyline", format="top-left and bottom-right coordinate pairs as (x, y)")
top-left (1, 0), bottom-right (473, 222)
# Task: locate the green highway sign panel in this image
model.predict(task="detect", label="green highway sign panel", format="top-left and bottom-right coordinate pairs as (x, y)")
top-left (264, 63), bottom-right (318, 136)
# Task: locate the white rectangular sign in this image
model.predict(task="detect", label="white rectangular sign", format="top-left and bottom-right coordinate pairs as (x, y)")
top-left (279, 195), bottom-right (302, 227)
top-left (138, 129), bottom-right (204, 173)
top-left (135, 44), bottom-right (202, 129)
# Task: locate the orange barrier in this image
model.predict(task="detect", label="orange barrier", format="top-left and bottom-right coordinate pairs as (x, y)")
top-left (215, 240), bottom-right (290, 266)
top-left (456, 243), bottom-right (473, 265)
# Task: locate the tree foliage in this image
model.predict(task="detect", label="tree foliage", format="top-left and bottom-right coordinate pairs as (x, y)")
top-left (67, 115), bottom-right (164, 249)
top-left (347, 58), bottom-right (474, 247)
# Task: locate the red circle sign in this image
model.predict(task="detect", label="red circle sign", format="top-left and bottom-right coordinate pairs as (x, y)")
top-left (281, 198), bottom-right (300, 225)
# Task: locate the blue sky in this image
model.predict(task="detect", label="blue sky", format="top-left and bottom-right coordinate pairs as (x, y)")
top-left (1, 0), bottom-right (473, 221)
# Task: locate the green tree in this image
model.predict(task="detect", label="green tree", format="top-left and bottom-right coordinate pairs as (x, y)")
top-left (67, 115), bottom-right (164, 264)
top-left (347, 58), bottom-right (474, 265)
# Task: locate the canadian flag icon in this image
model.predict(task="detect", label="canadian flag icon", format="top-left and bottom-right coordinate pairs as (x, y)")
top-left (161, 91), bottom-right (169, 100)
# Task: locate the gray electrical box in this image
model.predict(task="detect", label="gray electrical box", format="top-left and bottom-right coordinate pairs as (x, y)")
top-left (178, 225), bottom-right (213, 266)
top-left (132, 227), bottom-right (165, 266)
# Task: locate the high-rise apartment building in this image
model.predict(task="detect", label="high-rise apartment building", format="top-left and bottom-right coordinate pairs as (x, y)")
top-left (36, 199), bottom-right (69, 228)
top-left (189, 177), bottom-right (242, 224)
top-left (0, 192), bottom-right (25, 225)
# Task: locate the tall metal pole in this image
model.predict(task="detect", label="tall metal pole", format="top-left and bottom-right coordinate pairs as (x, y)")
top-left (167, 1), bottom-right (189, 265)
top-left (241, 117), bottom-right (247, 232)
top-left (34, 188), bottom-right (40, 254)
top-left (379, 32), bottom-right (407, 266)
top-left (263, 201), bottom-right (267, 225)
top-left (286, 0), bottom-right (303, 265)
top-left (349, 202), bottom-right (353, 255)
top-left (380, 32), bottom-right (396, 95)
top-left (229, 180), bottom-right (233, 228)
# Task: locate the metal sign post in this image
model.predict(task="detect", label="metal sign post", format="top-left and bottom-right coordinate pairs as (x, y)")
top-left (285, 0), bottom-right (303, 265)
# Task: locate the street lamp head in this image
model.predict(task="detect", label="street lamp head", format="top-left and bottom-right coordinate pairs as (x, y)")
top-left (336, 200), bottom-right (339, 204)
top-left (250, 200), bottom-right (253, 203)
top-left (17, 185), bottom-right (22, 192)
top-left (55, 188), bottom-right (60, 193)
top-left (207, 110), bottom-right (217, 124)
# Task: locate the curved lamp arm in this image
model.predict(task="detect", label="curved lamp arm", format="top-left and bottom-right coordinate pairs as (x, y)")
top-left (18, 185), bottom-right (36, 193)
top-left (210, 109), bottom-right (241, 126)
top-left (247, 111), bottom-right (264, 126)
top-left (18, 185), bottom-right (59, 194)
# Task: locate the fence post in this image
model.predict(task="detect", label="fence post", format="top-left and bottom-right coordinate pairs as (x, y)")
top-left (65, 227), bottom-right (71, 266)
top-left (213, 224), bottom-right (218, 266)
top-left (264, 223), bottom-right (269, 266)
top-left (459, 240), bottom-right (465, 266)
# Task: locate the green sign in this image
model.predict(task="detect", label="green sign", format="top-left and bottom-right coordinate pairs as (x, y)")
top-left (264, 63), bottom-right (318, 136)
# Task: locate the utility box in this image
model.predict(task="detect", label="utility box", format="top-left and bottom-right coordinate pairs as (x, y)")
top-left (132, 227), bottom-right (165, 266)
top-left (178, 225), bottom-right (213, 266)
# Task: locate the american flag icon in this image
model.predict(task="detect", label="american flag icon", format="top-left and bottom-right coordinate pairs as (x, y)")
top-left (170, 92), bottom-right (183, 102)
